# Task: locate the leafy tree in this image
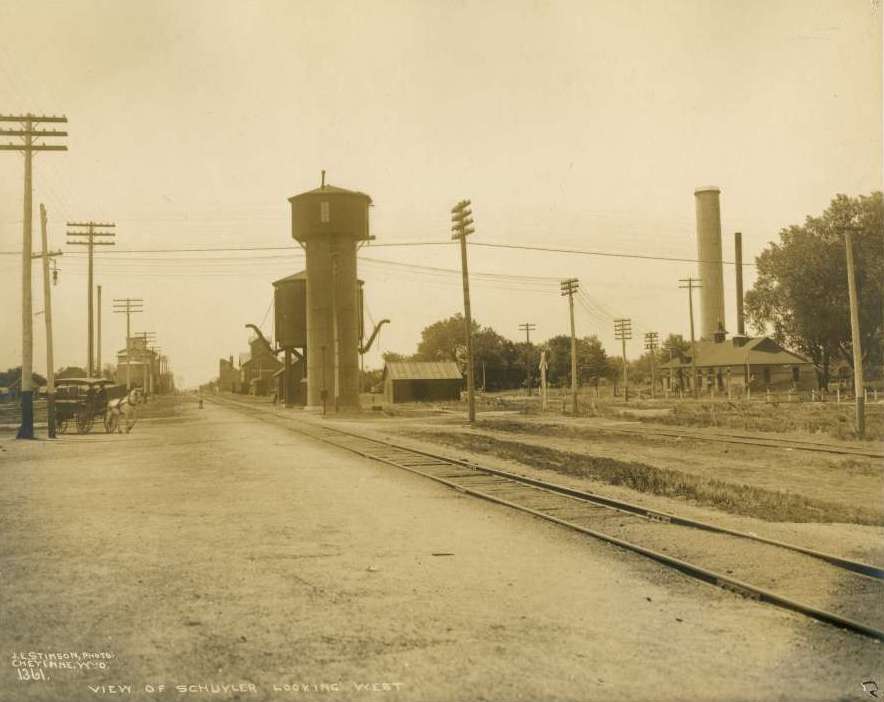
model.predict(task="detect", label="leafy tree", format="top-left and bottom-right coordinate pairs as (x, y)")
top-left (544, 335), bottom-right (610, 387)
top-left (0, 367), bottom-right (47, 387)
top-left (415, 314), bottom-right (480, 363)
top-left (661, 333), bottom-right (690, 359)
top-left (745, 192), bottom-right (883, 387)
top-left (381, 351), bottom-right (413, 363)
top-left (513, 342), bottom-right (542, 389)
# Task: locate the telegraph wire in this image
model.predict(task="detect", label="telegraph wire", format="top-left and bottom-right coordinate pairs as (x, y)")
top-left (0, 240), bottom-right (756, 266)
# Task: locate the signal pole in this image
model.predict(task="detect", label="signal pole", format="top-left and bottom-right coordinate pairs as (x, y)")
top-left (679, 277), bottom-right (702, 398)
top-left (36, 204), bottom-right (62, 437)
top-left (644, 331), bottom-right (659, 399)
top-left (451, 199), bottom-right (476, 423)
top-left (845, 228), bottom-right (865, 439)
top-left (614, 319), bottom-right (632, 401)
top-left (1, 113), bottom-right (68, 439)
top-left (560, 278), bottom-right (579, 415)
top-left (67, 221), bottom-right (116, 376)
top-left (113, 298), bottom-right (143, 390)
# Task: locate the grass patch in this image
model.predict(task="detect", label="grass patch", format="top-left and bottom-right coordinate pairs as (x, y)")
top-left (408, 429), bottom-right (884, 526)
top-left (627, 400), bottom-right (884, 441)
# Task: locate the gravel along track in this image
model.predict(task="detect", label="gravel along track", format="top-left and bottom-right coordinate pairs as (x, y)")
top-left (210, 397), bottom-right (884, 642)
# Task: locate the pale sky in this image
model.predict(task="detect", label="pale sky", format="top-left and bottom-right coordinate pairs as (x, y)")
top-left (0, 0), bottom-right (881, 387)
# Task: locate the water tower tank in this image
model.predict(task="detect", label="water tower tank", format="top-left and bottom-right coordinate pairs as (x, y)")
top-left (694, 186), bottom-right (726, 340)
top-left (289, 182), bottom-right (371, 409)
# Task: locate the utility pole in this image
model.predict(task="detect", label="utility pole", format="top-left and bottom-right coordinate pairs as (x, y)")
top-left (36, 204), bottom-right (62, 438)
top-left (679, 277), bottom-right (702, 399)
top-left (614, 319), bottom-right (632, 401)
top-left (560, 278), bottom-right (579, 415)
top-left (539, 350), bottom-right (549, 410)
top-left (451, 199), bottom-right (476, 423)
top-left (644, 331), bottom-right (659, 399)
top-left (1, 113), bottom-right (68, 439)
top-left (845, 228), bottom-right (865, 439)
top-left (518, 322), bottom-right (537, 395)
top-left (67, 221), bottom-right (116, 376)
top-left (518, 322), bottom-right (536, 344)
top-left (97, 285), bottom-right (102, 376)
top-left (113, 298), bottom-right (143, 390)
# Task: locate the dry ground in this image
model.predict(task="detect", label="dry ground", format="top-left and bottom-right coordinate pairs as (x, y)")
top-left (1, 395), bottom-right (882, 702)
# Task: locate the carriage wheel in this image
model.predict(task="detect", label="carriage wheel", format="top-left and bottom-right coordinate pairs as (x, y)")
top-left (57, 417), bottom-right (69, 434)
top-left (76, 409), bottom-right (94, 434)
top-left (104, 412), bottom-right (119, 434)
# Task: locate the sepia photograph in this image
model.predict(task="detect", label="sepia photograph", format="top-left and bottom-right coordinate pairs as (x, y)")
top-left (0, 1), bottom-right (882, 700)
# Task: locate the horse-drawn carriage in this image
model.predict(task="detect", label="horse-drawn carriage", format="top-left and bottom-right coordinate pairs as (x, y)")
top-left (56, 378), bottom-right (133, 434)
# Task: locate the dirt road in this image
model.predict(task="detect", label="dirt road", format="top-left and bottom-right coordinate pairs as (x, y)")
top-left (0, 399), bottom-right (880, 701)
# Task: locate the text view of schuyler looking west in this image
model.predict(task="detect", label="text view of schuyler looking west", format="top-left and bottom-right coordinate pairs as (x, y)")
top-left (0, 2), bottom-right (882, 701)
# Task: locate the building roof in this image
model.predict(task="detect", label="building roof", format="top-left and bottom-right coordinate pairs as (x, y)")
top-left (661, 336), bottom-right (812, 369)
top-left (383, 361), bottom-right (463, 381)
top-left (273, 270), bottom-right (307, 286)
top-left (288, 184), bottom-right (372, 203)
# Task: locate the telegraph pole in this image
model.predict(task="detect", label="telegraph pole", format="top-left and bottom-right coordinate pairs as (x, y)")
top-left (67, 221), bottom-right (116, 376)
top-left (614, 319), bottom-right (632, 401)
top-left (451, 199), bottom-right (476, 423)
top-left (97, 285), bottom-right (102, 376)
top-left (36, 204), bottom-right (62, 437)
top-left (679, 277), bottom-right (702, 398)
top-left (518, 322), bottom-right (536, 344)
top-left (560, 278), bottom-right (579, 415)
top-left (1, 113), bottom-right (68, 439)
top-left (113, 298), bottom-right (143, 389)
top-left (518, 322), bottom-right (536, 395)
top-left (845, 228), bottom-right (865, 439)
top-left (644, 331), bottom-right (659, 399)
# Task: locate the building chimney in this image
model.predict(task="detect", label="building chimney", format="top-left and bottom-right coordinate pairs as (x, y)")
top-left (734, 231), bottom-right (745, 336)
top-left (694, 186), bottom-right (726, 340)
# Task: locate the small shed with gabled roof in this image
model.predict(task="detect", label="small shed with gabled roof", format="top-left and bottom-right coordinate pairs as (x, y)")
top-left (382, 361), bottom-right (463, 404)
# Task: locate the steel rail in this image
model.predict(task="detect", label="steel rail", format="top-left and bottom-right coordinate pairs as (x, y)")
top-left (298, 419), bottom-right (884, 580)
top-left (209, 396), bottom-right (884, 641)
top-left (580, 424), bottom-right (884, 460)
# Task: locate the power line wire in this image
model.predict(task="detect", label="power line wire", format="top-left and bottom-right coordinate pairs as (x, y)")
top-left (0, 239), bottom-right (756, 266)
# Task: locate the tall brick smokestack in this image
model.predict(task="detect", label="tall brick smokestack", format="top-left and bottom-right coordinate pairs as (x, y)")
top-left (694, 187), bottom-right (726, 340)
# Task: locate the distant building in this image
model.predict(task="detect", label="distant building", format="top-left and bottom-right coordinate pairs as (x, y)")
top-left (240, 337), bottom-right (282, 396)
top-left (382, 361), bottom-right (463, 403)
top-left (660, 335), bottom-right (815, 392)
top-left (218, 355), bottom-right (240, 393)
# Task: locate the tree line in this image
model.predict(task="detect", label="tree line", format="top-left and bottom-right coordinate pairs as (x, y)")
top-left (372, 314), bottom-right (690, 392)
top-left (372, 191), bottom-right (882, 392)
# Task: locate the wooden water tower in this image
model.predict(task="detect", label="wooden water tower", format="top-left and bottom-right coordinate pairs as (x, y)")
top-left (289, 174), bottom-right (372, 410)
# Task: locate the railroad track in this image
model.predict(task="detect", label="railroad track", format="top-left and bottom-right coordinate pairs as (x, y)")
top-left (210, 396), bottom-right (884, 642)
top-left (581, 423), bottom-right (884, 460)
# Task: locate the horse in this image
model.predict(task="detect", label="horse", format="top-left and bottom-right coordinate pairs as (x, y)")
top-left (107, 388), bottom-right (141, 433)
